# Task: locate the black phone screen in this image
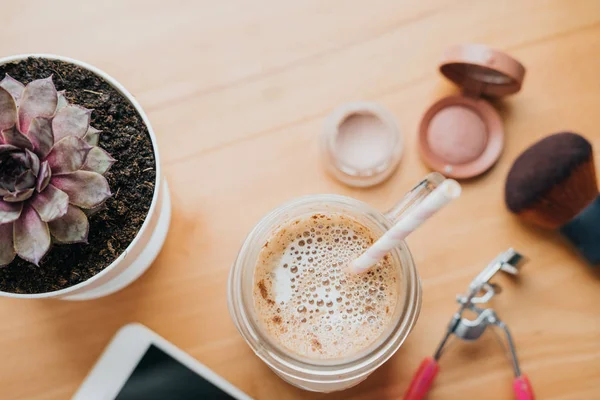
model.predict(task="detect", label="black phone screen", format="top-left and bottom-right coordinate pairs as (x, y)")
top-left (114, 345), bottom-right (236, 400)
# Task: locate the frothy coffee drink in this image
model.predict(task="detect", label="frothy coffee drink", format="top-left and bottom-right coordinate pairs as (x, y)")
top-left (253, 213), bottom-right (400, 360)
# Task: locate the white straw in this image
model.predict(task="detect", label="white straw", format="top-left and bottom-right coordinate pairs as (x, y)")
top-left (348, 179), bottom-right (461, 274)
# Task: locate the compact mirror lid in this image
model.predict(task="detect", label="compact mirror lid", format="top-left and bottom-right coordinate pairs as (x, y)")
top-left (439, 44), bottom-right (525, 97)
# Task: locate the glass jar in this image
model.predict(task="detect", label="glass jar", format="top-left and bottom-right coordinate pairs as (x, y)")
top-left (228, 173), bottom-right (444, 392)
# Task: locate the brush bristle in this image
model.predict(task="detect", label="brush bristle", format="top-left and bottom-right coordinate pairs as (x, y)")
top-left (505, 132), bottom-right (598, 229)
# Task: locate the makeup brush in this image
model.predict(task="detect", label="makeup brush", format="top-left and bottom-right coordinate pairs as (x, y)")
top-left (505, 132), bottom-right (599, 265)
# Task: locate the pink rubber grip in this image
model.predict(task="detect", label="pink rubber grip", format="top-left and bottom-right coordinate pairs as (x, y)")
top-left (514, 374), bottom-right (534, 400)
top-left (403, 357), bottom-right (440, 400)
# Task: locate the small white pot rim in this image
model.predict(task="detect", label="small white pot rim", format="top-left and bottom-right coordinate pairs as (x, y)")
top-left (0, 53), bottom-right (162, 299)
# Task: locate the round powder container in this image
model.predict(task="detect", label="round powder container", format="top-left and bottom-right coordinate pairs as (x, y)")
top-left (419, 44), bottom-right (525, 179)
top-left (321, 102), bottom-right (403, 187)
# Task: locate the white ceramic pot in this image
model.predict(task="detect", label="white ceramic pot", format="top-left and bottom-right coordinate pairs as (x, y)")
top-left (0, 54), bottom-right (171, 301)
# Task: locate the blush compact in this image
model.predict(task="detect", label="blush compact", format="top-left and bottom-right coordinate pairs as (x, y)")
top-left (419, 44), bottom-right (525, 179)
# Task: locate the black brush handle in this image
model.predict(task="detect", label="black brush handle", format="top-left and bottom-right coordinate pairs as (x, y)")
top-left (560, 196), bottom-right (600, 265)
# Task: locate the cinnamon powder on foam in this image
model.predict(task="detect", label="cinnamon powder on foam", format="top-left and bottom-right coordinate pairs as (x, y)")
top-left (253, 213), bottom-right (400, 360)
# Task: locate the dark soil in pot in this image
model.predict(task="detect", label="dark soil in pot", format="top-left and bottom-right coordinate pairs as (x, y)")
top-left (0, 57), bottom-right (156, 294)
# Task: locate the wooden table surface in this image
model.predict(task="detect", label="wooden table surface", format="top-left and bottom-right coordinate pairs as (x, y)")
top-left (1, 1), bottom-right (600, 399)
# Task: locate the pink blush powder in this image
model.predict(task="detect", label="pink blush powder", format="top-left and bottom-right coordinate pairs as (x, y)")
top-left (427, 106), bottom-right (487, 165)
top-left (334, 113), bottom-right (394, 170)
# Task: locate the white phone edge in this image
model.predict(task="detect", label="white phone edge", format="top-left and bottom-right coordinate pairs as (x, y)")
top-left (72, 323), bottom-right (253, 400)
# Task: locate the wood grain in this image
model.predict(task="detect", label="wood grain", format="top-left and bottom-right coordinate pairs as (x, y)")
top-left (1, 1), bottom-right (600, 399)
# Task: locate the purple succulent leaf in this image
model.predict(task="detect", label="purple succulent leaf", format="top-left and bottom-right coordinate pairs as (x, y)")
top-left (0, 181), bottom-right (15, 195)
top-left (0, 144), bottom-right (18, 154)
top-left (15, 170), bottom-right (36, 191)
top-left (13, 205), bottom-right (51, 265)
top-left (52, 105), bottom-right (91, 142)
top-left (0, 222), bottom-right (16, 266)
top-left (10, 152), bottom-right (27, 164)
top-left (36, 161), bottom-right (52, 192)
top-left (0, 74), bottom-right (25, 105)
top-left (46, 136), bottom-right (92, 175)
top-left (3, 188), bottom-right (34, 203)
top-left (18, 77), bottom-right (58, 134)
top-left (0, 87), bottom-right (17, 131)
top-left (30, 184), bottom-right (69, 222)
top-left (0, 200), bottom-right (22, 224)
top-left (83, 126), bottom-right (101, 146)
top-left (56, 90), bottom-right (68, 111)
top-left (27, 117), bottom-right (54, 159)
top-left (2, 125), bottom-right (33, 150)
top-left (25, 149), bottom-right (40, 176)
top-left (82, 146), bottom-right (116, 175)
top-left (48, 204), bottom-right (89, 244)
top-left (51, 171), bottom-right (111, 209)
top-left (82, 202), bottom-right (106, 218)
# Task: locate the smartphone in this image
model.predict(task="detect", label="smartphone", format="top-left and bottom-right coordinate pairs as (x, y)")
top-left (73, 323), bottom-right (252, 400)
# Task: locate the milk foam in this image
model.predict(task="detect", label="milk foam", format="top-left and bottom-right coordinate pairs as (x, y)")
top-left (253, 213), bottom-right (399, 360)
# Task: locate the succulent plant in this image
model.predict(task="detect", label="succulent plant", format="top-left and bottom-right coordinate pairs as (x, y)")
top-left (0, 75), bottom-right (115, 266)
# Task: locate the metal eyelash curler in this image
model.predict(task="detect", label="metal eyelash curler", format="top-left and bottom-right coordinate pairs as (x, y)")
top-left (403, 249), bottom-right (535, 400)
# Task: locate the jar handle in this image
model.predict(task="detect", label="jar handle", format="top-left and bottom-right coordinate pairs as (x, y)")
top-left (385, 173), bottom-right (446, 224)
